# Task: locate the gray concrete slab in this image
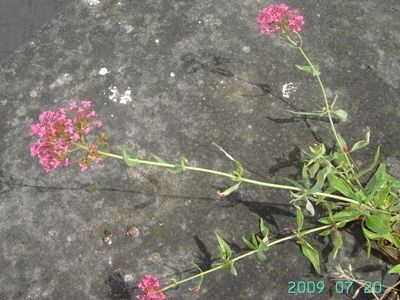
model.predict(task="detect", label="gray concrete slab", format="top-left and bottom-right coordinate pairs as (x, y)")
top-left (1, 0), bottom-right (400, 299)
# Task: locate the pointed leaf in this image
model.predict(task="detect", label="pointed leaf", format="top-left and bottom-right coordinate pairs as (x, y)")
top-left (375, 183), bottom-right (392, 208)
top-left (302, 165), bottom-right (310, 189)
top-left (259, 218), bottom-right (269, 240)
top-left (350, 146), bottom-right (380, 180)
top-left (256, 236), bottom-right (269, 251)
top-left (383, 233), bottom-right (400, 249)
top-left (388, 265), bottom-right (400, 274)
top-left (117, 146), bottom-right (138, 167)
top-left (337, 134), bottom-right (347, 150)
top-left (305, 198), bottom-right (315, 216)
top-left (151, 154), bottom-right (183, 172)
top-left (284, 178), bottom-right (304, 190)
top-left (242, 236), bottom-right (257, 250)
top-left (319, 228), bottom-right (333, 236)
top-left (331, 230), bottom-right (343, 260)
top-left (365, 213), bottom-right (391, 235)
top-left (327, 174), bottom-right (355, 199)
top-left (295, 204), bottom-right (304, 232)
top-left (319, 207), bottom-right (362, 224)
top-left (213, 143), bottom-right (244, 176)
top-left (216, 234), bottom-right (232, 260)
top-left (256, 251), bottom-right (267, 261)
top-left (295, 64), bottom-right (321, 76)
top-left (332, 109), bottom-right (348, 122)
top-left (300, 239), bottom-right (321, 273)
top-left (216, 182), bottom-right (241, 198)
top-left (362, 225), bottom-right (382, 241)
top-left (310, 166), bottom-right (330, 194)
top-left (365, 164), bottom-right (387, 193)
top-left (229, 263), bottom-right (237, 276)
top-left (350, 128), bottom-right (370, 153)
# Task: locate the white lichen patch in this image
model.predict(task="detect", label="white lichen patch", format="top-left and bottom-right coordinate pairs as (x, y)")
top-left (242, 46), bottom-right (251, 53)
top-left (84, 0), bottom-right (101, 5)
top-left (99, 68), bottom-right (108, 75)
top-left (106, 86), bottom-right (133, 105)
top-left (124, 25), bottom-right (133, 34)
top-left (282, 82), bottom-right (297, 98)
top-left (49, 73), bottom-right (73, 89)
top-left (120, 88), bottom-right (132, 104)
top-left (108, 86), bottom-right (118, 102)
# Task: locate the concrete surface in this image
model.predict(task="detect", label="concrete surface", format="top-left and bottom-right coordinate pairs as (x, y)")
top-left (0, 0), bottom-right (73, 63)
top-left (1, 0), bottom-right (400, 299)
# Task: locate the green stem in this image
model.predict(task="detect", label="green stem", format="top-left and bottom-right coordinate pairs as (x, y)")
top-left (72, 142), bottom-right (363, 206)
top-left (161, 223), bottom-right (336, 292)
top-left (105, 149), bottom-right (361, 205)
top-left (286, 34), bottom-right (363, 189)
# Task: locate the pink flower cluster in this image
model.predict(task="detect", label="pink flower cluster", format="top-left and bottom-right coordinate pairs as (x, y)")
top-left (137, 275), bottom-right (166, 300)
top-left (30, 100), bottom-right (105, 172)
top-left (256, 4), bottom-right (305, 35)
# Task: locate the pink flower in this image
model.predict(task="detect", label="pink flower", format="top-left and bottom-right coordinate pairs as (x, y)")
top-left (30, 101), bottom-right (105, 172)
top-left (69, 102), bottom-right (77, 110)
top-left (256, 4), bottom-right (304, 35)
top-left (137, 275), bottom-right (166, 300)
top-left (81, 100), bottom-right (91, 108)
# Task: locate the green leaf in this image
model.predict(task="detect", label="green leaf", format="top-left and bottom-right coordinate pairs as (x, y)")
top-left (257, 237), bottom-right (269, 251)
top-left (216, 182), bottom-right (241, 198)
top-left (365, 164), bottom-right (387, 192)
top-left (376, 183), bottom-right (393, 208)
top-left (295, 204), bottom-right (304, 232)
top-left (300, 239), bottom-right (321, 273)
top-left (151, 154), bottom-right (183, 173)
top-left (332, 109), bottom-right (348, 122)
top-left (319, 228), bottom-right (333, 236)
top-left (350, 128), bottom-right (370, 153)
top-left (363, 164), bottom-right (389, 206)
top-left (242, 235), bottom-right (257, 250)
top-left (229, 263), bottom-right (237, 276)
top-left (350, 146), bottom-right (380, 180)
top-left (337, 134), bottom-right (347, 150)
top-left (365, 212), bottom-right (391, 235)
top-left (284, 178), bottom-right (304, 190)
top-left (331, 230), bottom-right (343, 260)
top-left (383, 233), bottom-right (400, 249)
top-left (310, 166), bottom-right (330, 194)
top-left (308, 163), bottom-right (320, 178)
top-left (362, 224), bottom-right (382, 241)
top-left (256, 251), bottom-right (267, 261)
top-left (388, 264), bottom-right (400, 274)
top-left (305, 198), bottom-right (315, 217)
top-left (295, 64), bottom-right (321, 76)
top-left (259, 218), bottom-right (269, 241)
top-left (319, 207), bottom-right (362, 224)
top-left (389, 199), bottom-right (400, 212)
top-left (327, 174), bottom-right (356, 199)
top-left (216, 233), bottom-right (232, 261)
top-left (117, 146), bottom-right (138, 167)
top-left (362, 222), bottom-right (373, 257)
top-left (213, 143), bottom-right (244, 176)
top-left (302, 165), bottom-right (311, 189)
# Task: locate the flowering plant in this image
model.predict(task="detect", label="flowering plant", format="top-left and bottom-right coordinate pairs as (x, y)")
top-left (30, 4), bottom-right (400, 299)
top-left (256, 4), bottom-right (304, 35)
top-left (136, 275), bottom-right (166, 300)
top-left (30, 100), bottom-right (106, 172)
